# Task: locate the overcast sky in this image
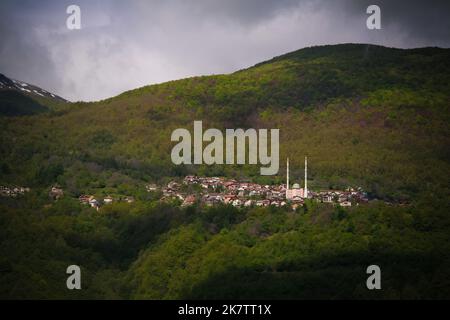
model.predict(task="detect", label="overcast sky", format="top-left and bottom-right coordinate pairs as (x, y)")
top-left (1, 0), bottom-right (449, 102)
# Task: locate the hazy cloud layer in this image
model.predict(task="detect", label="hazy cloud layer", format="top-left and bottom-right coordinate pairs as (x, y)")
top-left (0, 0), bottom-right (449, 101)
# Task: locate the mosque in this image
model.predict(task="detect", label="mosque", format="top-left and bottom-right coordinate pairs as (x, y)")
top-left (285, 157), bottom-right (309, 200)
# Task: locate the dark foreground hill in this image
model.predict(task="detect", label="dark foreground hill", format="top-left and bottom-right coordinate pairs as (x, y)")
top-left (0, 44), bottom-right (449, 299)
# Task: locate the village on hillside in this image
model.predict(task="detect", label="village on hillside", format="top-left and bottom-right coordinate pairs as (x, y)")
top-left (0, 158), bottom-right (370, 211)
top-left (156, 175), bottom-right (369, 210)
top-left (0, 178), bottom-right (369, 211)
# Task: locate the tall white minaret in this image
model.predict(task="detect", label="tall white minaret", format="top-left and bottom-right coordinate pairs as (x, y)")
top-left (304, 156), bottom-right (308, 198)
top-left (286, 158), bottom-right (290, 191)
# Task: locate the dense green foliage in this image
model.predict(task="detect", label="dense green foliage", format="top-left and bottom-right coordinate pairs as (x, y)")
top-left (1, 44), bottom-right (449, 299)
top-left (1, 193), bottom-right (449, 299)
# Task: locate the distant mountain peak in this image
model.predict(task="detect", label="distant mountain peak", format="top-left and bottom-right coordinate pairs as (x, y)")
top-left (0, 73), bottom-right (67, 102)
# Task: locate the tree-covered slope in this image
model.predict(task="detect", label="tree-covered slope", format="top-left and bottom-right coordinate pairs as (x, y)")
top-left (1, 44), bottom-right (449, 201)
top-left (1, 197), bottom-right (449, 299)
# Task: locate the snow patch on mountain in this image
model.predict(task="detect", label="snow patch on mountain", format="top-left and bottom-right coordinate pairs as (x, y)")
top-left (0, 73), bottom-right (67, 102)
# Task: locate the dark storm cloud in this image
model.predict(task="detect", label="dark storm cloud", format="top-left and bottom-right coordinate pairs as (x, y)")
top-left (341, 0), bottom-right (450, 46)
top-left (0, 0), bottom-right (449, 101)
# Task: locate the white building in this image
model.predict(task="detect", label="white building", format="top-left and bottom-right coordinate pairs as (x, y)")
top-left (103, 196), bottom-right (113, 204)
top-left (285, 157), bottom-right (309, 200)
top-left (232, 199), bottom-right (242, 207)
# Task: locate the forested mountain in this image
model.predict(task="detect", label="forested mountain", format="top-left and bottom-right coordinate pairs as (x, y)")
top-left (1, 44), bottom-right (449, 299)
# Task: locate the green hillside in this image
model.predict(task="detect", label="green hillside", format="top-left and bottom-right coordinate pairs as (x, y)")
top-left (1, 44), bottom-right (449, 200)
top-left (1, 44), bottom-right (449, 299)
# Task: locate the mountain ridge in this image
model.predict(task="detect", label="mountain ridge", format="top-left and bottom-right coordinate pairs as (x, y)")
top-left (0, 73), bottom-right (67, 102)
top-left (2, 43), bottom-right (448, 106)
top-left (110, 43), bottom-right (450, 103)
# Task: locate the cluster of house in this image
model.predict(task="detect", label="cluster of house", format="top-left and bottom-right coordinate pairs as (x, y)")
top-left (46, 185), bottom-right (136, 210)
top-left (39, 159), bottom-right (368, 211)
top-left (161, 176), bottom-right (293, 208)
top-left (311, 188), bottom-right (369, 207)
top-left (3, 155), bottom-right (371, 214)
top-left (77, 194), bottom-right (135, 210)
top-left (156, 175), bottom-right (368, 210)
top-left (0, 185), bottom-right (30, 198)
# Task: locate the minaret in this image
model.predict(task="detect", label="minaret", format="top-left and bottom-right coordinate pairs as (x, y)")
top-left (286, 158), bottom-right (290, 191)
top-left (304, 156), bottom-right (308, 198)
